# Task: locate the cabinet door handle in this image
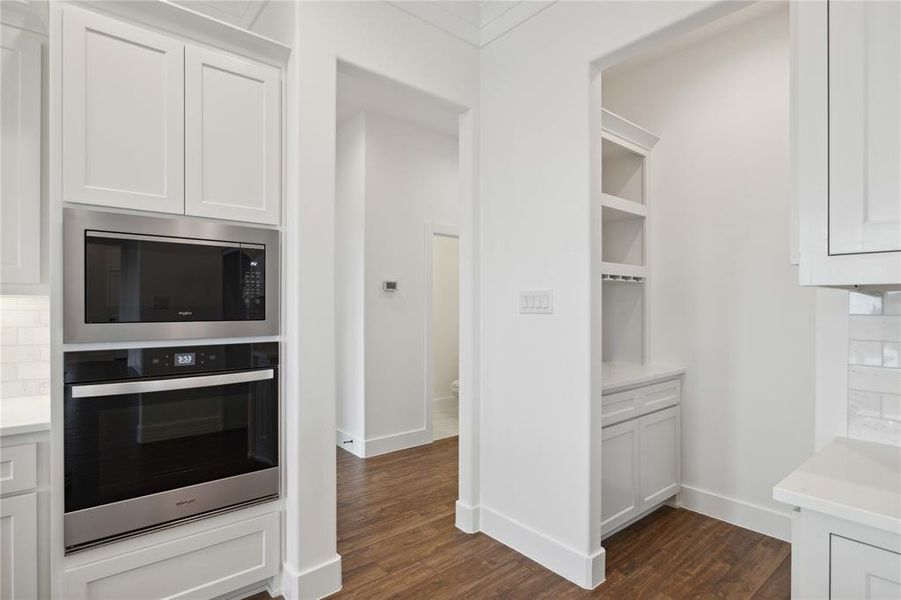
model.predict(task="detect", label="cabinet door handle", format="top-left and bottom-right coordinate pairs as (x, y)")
top-left (70, 369), bottom-right (274, 398)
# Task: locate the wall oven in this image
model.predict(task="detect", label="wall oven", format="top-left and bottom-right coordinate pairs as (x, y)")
top-left (63, 342), bottom-right (279, 551)
top-left (64, 208), bottom-right (279, 343)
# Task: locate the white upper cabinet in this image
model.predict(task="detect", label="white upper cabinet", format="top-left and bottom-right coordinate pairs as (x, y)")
top-left (1, 25), bottom-right (42, 285)
top-left (796, 0), bottom-right (901, 285)
top-left (185, 47), bottom-right (280, 225)
top-left (62, 8), bottom-right (185, 214)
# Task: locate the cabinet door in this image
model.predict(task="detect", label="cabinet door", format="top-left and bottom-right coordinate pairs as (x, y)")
top-left (62, 7), bottom-right (184, 214)
top-left (831, 535), bottom-right (901, 599)
top-left (184, 46), bottom-right (280, 225)
top-left (1, 25), bottom-right (41, 284)
top-left (829, 1), bottom-right (901, 256)
top-left (601, 419), bottom-right (640, 536)
top-left (0, 493), bottom-right (38, 600)
top-left (639, 406), bottom-right (681, 507)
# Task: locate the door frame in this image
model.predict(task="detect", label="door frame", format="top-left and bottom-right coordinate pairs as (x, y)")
top-left (424, 223), bottom-right (460, 442)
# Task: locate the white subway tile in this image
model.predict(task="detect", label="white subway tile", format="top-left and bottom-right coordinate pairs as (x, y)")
top-left (1, 310), bottom-right (42, 327)
top-left (0, 328), bottom-right (18, 346)
top-left (0, 297), bottom-right (18, 310)
top-left (850, 291), bottom-right (883, 315)
top-left (16, 362), bottom-right (49, 381)
top-left (0, 345), bottom-right (41, 363)
top-left (848, 415), bottom-right (901, 447)
top-left (0, 380), bottom-right (43, 399)
top-left (14, 296), bottom-right (49, 310)
top-left (0, 364), bottom-right (17, 382)
top-left (883, 394), bottom-right (901, 421)
top-left (849, 316), bottom-right (901, 342)
top-left (885, 291), bottom-right (901, 316)
top-left (19, 327), bottom-right (49, 344)
top-left (39, 346), bottom-right (50, 361)
top-left (38, 381), bottom-right (50, 395)
top-left (849, 341), bottom-right (884, 366)
top-left (849, 366), bottom-right (901, 395)
top-left (849, 390), bottom-right (881, 417)
top-left (885, 342), bottom-right (901, 368)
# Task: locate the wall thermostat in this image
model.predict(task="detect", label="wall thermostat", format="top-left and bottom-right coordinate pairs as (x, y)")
top-left (383, 281), bottom-right (398, 292)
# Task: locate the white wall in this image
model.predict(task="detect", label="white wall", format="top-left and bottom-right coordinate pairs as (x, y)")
top-left (335, 113), bottom-right (366, 443)
top-left (602, 5), bottom-right (816, 539)
top-left (432, 235), bottom-right (460, 400)
top-left (365, 113), bottom-right (459, 442)
top-left (277, 4), bottom-right (479, 596)
top-left (479, 1), bottom-right (737, 587)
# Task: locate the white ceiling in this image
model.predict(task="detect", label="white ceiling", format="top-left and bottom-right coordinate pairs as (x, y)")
top-left (170, 0), bottom-right (268, 29)
top-left (336, 63), bottom-right (464, 138)
top-left (387, 1), bottom-right (555, 47)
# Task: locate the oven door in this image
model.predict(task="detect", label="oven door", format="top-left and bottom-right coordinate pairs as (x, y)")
top-left (64, 208), bottom-right (279, 343)
top-left (64, 368), bottom-right (279, 550)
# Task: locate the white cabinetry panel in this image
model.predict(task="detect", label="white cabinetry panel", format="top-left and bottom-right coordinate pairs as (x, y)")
top-left (830, 535), bottom-right (901, 599)
top-left (639, 406), bottom-right (681, 507)
top-left (0, 493), bottom-right (38, 600)
top-left (1, 25), bottom-right (41, 284)
top-left (601, 419), bottom-right (640, 536)
top-left (185, 46), bottom-right (280, 225)
top-left (828, 1), bottom-right (901, 255)
top-left (0, 443), bottom-right (37, 495)
top-left (62, 7), bottom-right (184, 214)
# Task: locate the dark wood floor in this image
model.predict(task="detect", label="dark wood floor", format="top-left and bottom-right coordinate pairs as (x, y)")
top-left (256, 437), bottom-right (790, 599)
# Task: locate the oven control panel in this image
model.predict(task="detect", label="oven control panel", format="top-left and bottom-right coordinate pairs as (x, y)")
top-left (147, 347), bottom-right (226, 375)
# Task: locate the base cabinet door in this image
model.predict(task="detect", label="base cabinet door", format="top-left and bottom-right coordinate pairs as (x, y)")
top-left (62, 7), bottom-right (185, 214)
top-left (184, 46), bottom-right (280, 225)
top-left (0, 493), bottom-right (38, 600)
top-left (639, 406), bottom-right (681, 508)
top-left (601, 419), bottom-right (640, 536)
top-left (831, 535), bottom-right (901, 599)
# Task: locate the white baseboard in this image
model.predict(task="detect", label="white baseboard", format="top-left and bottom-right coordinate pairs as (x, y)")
top-left (335, 429), bottom-right (364, 458)
top-left (432, 395), bottom-right (457, 411)
top-left (678, 484), bottom-right (791, 542)
top-left (479, 506), bottom-right (605, 589)
top-left (362, 427), bottom-right (431, 457)
top-left (281, 555), bottom-right (342, 600)
top-left (455, 501), bottom-right (480, 533)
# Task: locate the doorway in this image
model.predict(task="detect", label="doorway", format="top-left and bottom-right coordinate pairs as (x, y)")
top-left (426, 228), bottom-right (460, 441)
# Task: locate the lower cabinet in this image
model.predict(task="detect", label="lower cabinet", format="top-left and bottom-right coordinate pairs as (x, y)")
top-left (63, 506), bottom-right (280, 600)
top-left (830, 535), bottom-right (901, 599)
top-left (0, 493), bottom-right (38, 600)
top-left (601, 381), bottom-right (681, 538)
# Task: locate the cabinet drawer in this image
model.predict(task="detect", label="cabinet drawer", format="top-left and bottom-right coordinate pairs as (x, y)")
top-left (64, 510), bottom-right (279, 600)
top-left (830, 535), bottom-right (901, 599)
top-left (639, 379), bottom-right (681, 415)
top-left (0, 443), bottom-right (37, 495)
top-left (601, 388), bottom-right (641, 427)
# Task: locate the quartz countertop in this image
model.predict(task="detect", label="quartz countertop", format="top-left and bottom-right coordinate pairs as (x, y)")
top-left (0, 395), bottom-right (50, 437)
top-left (773, 437), bottom-right (901, 533)
top-left (601, 361), bottom-right (686, 394)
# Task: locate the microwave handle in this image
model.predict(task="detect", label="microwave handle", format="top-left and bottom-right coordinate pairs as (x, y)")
top-left (70, 369), bottom-right (275, 399)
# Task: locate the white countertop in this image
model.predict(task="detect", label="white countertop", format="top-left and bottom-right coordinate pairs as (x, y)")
top-left (0, 395), bottom-right (51, 437)
top-left (601, 361), bottom-right (686, 393)
top-left (773, 437), bottom-right (901, 533)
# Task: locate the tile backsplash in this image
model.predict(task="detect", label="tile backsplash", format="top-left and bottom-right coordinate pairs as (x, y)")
top-left (848, 290), bottom-right (901, 446)
top-left (0, 295), bottom-right (50, 399)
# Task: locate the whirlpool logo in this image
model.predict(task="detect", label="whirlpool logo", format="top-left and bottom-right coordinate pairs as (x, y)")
top-left (175, 498), bottom-right (196, 507)
top-left (177, 310), bottom-right (193, 317)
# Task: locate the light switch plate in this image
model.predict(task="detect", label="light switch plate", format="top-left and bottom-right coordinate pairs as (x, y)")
top-left (520, 290), bottom-right (553, 314)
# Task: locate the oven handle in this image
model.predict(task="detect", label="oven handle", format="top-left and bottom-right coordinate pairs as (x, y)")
top-left (70, 369), bottom-right (275, 399)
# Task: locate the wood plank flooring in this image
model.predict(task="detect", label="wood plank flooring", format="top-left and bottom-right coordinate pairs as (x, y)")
top-left (255, 437), bottom-right (790, 599)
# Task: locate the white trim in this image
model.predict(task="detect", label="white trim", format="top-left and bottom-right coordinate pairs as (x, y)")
top-left (678, 484), bottom-right (792, 542)
top-left (281, 554), bottom-right (342, 600)
top-left (454, 501), bottom-right (480, 533)
top-left (479, 506), bottom-right (606, 589)
top-left (424, 223), bottom-right (460, 444)
top-left (335, 429), bottom-right (365, 458)
top-left (363, 427), bottom-right (432, 458)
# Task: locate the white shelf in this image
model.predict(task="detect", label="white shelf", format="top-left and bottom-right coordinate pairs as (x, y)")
top-left (601, 193), bottom-right (647, 219)
top-left (601, 109), bottom-right (659, 152)
top-left (601, 262), bottom-right (647, 279)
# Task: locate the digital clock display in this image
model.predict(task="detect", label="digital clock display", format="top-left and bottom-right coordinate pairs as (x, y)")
top-left (174, 352), bottom-right (196, 366)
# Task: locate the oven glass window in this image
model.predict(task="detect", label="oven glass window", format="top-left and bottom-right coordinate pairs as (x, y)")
top-left (64, 376), bottom-right (278, 512)
top-left (84, 234), bottom-right (265, 323)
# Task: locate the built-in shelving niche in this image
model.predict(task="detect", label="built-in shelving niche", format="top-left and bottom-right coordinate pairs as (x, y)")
top-left (599, 109), bottom-right (658, 365)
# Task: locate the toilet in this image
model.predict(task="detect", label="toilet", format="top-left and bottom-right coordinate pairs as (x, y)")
top-left (451, 379), bottom-right (459, 399)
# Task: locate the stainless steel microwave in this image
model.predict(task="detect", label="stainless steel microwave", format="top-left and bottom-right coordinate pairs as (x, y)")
top-left (64, 208), bottom-right (279, 343)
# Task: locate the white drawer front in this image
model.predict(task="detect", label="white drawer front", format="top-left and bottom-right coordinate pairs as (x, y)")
top-left (64, 510), bottom-right (279, 600)
top-left (639, 379), bottom-right (681, 415)
top-left (601, 388), bottom-right (641, 427)
top-left (0, 443), bottom-right (37, 496)
top-left (830, 535), bottom-right (901, 600)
